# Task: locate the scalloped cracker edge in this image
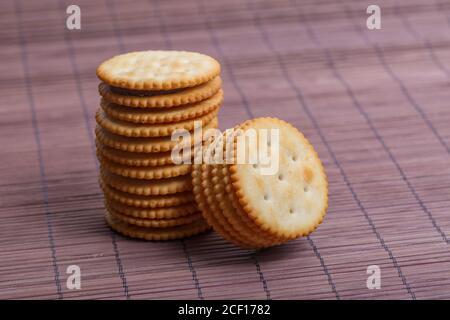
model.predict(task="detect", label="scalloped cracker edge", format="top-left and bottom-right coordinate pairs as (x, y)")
top-left (105, 211), bottom-right (211, 241)
top-left (100, 89), bottom-right (222, 124)
top-left (94, 117), bottom-right (218, 153)
top-left (99, 76), bottom-right (222, 108)
top-left (96, 108), bottom-right (218, 137)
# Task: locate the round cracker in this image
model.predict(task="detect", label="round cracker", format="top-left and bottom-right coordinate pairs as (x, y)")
top-left (221, 164), bottom-right (289, 242)
top-left (105, 211), bottom-right (211, 241)
top-left (203, 164), bottom-right (263, 248)
top-left (100, 90), bottom-right (222, 124)
top-left (191, 164), bottom-right (248, 248)
top-left (98, 76), bottom-right (222, 108)
top-left (96, 50), bottom-right (220, 90)
top-left (96, 108), bottom-right (218, 137)
top-left (229, 117), bottom-right (328, 239)
top-left (211, 164), bottom-right (285, 247)
top-left (192, 130), bottom-right (273, 247)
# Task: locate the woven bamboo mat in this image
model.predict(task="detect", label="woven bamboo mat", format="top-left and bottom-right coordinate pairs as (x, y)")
top-left (2, 0), bottom-right (450, 300)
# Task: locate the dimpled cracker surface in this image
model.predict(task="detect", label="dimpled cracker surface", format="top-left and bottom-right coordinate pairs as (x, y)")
top-left (230, 118), bottom-right (328, 239)
top-left (215, 165), bottom-right (285, 247)
top-left (96, 51), bottom-right (220, 90)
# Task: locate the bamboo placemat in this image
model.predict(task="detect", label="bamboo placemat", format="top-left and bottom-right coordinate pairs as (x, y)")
top-left (2, 0), bottom-right (450, 299)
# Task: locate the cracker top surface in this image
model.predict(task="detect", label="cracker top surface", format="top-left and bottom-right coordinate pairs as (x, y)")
top-left (97, 51), bottom-right (221, 90)
top-left (230, 118), bottom-right (328, 238)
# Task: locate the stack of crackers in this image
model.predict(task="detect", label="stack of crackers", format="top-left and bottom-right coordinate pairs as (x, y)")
top-left (192, 118), bottom-right (328, 249)
top-left (95, 51), bottom-right (222, 240)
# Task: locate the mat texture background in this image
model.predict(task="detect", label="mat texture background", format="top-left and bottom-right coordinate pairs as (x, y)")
top-left (2, 0), bottom-right (450, 299)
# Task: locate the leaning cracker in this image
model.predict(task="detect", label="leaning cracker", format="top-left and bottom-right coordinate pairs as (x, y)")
top-left (191, 128), bottom-right (255, 248)
top-left (229, 118), bottom-right (328, 239)
top-left (101, 169), bottom-right (192, 195)
top-left (193, 129), bottom-right (273, 247)
top-left (106, 205), bottom-right (202, 228)
top-left (98, 76), bottom-right (222, 108)
top-left (105, 211), bottom-right (211, 241)
top-left (94, 117), bottom-right (218, 153)
top-left (221, 164), bottom-right (288, 242)
top-left (106, 198), bottom-right (198, 219)
top-left (96, 108), bottom-right (218, 137)
top-left (192, 164), bottom-right (248, 248)
top-left (97, 50), bottom-right (220, 90)
top-left (211, 165), bottom-right (283, 247)
top-left (100, 180), bottom-right (195, 208)
top-left (99, 155), bottom-right (191, 180)
top-left (100, 90), bottom-right (222, 124)
top-left (202, 164), bottom-right (258, 248)
top-left (205, 164), bottom-right (275, 248)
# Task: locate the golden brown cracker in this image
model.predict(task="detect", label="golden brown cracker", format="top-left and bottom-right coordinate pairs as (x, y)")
top-left (221, 164), bottom-right (288, 242)
top-left (96, 108), bottom-right (219, 137)
top-left (100, 90), bottom-right (222, 124)
top-left (100, 179), bottom-right (195, 208)
top-left (96, 143), bottom-right (178, 167)
top-left (105, 211), bottom-right (211, 241)
top-left (106, 204), bottom-right (203, 228)
top-left (106, 198), bottom-right (198, 219)
top-left (191, 164), bottom-right (248, 248)
top-left (98, 76), bottom-right (222, 108)
top-left (94, 117), bottom-right (218, 153)
top-left (98, 155), bottom-right (191, 180)
top-left (100, 169), bottom-right (192, 195)
top-left (229, 117), bottom-right (328, 239)
top-left (212, 164), bottom-right (284, 247)
top-left (96, 50), bottom-right (220, 90)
